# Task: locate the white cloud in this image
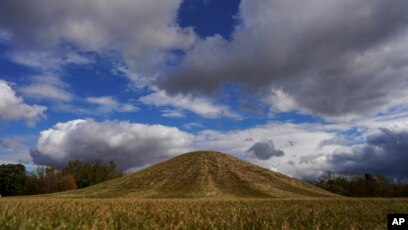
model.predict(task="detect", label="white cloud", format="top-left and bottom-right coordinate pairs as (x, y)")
top-left (9, 51), bottom-right (61, 70)
top-left (183, 122), bottom-right (204, 130)
top-left (85, 96), bottom-right (138, 113)
top-left (140, 90), bottom-right (240, 119)
top-left (8, 50), bottom-right (92, 71)
top-left (117, 66), bottom-right (155, 91)
top-left (317, 136), bottom-right (352, 150)
top-left (21, 84), bottom-right (71, 102)
top-left (0, 80), bottom-right (46, 126)
top-left (65, 52), bottom-right (93, 65)
top-left (19, 75), bottom-right (73, 102)
top-left (345, 105), bottom-right (408, 131)
top-left (31, 119), bottom-right (194, 169)
top-left (161, 109), bottom-right (185, 118)
top-left (265, 88), bottom-right (298, 113)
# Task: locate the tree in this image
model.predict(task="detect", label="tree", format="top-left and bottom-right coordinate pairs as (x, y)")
top-left (41, 167), bottom-right (77, 193)
top-left (376, 175), bottom-right (391, 196)
top-left (313, 172), bottom-right (408, 197)
top-left (1, 160), bottom-right (123, 196)
top-left (64, 159), bottom-right (123, 188)
top-left (24, 173), bottom-right (41, 195)
top-left (24, 167), bottom-right (77, 194)
top-left (0, 164), bottom-right (27, 196)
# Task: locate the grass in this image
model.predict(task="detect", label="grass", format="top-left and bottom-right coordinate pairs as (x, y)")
top-left (1, 197), bottom-right (407, 229)
top-left (55, 151), bottom-right (336, 198)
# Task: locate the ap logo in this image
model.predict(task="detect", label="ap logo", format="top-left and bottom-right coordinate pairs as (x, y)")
top-left (388, 214), bottom-right (408, 230)
top-left (392, 218), bottom-right (405, 226)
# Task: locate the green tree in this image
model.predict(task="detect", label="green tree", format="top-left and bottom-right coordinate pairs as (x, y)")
top-left (24, 173), bottom-right (41, 195)
top-left (0, 164), bottom-right (27, 196)
top-left (313, 172), bottom-right (408, 197)
top-left (375, 175), bottom-right (391, 196)
top-left (64, 159), bottom-right (123, 188)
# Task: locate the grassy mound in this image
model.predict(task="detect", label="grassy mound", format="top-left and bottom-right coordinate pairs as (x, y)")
top-left (55, 151), bottom-right (336, 198)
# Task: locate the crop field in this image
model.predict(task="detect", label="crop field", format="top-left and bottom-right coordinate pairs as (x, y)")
top-left (1, 198), bottom-right (407, 229)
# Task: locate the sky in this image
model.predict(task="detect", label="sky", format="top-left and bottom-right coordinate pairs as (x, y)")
top-left (0, 0), bottom-right (407, 181)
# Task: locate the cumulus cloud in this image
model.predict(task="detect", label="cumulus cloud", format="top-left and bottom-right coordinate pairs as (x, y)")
top-left (246, 139), bottom-right (284, 160)
top-left (0, 80), bottom-right (46, 126)
top-left (140, 90), bottom-right (240, 119)
top-left (329, 122), bottom-right (408, 180)
top-left (30, 119), bottom-right (194, 169)
top-left (0, 0), bottom-right (195, 68)
top-left (159, 0), bottom-right (408, 120)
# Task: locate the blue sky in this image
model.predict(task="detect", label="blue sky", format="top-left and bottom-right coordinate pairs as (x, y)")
top-left (1, 0), bottom-right (408, 180)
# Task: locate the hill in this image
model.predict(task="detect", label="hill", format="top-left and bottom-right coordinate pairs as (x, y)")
top-left (55, 151), bottom-right (336, 198)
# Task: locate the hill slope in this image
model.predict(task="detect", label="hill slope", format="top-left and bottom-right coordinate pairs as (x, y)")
top-left (56, 151), bottom-right (336, 198)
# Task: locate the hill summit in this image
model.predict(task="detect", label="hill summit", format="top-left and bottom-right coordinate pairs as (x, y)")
top-left (59, 151), bottom-right (336, 198)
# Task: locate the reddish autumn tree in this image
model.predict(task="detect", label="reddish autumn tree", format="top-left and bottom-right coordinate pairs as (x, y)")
top-left (25, 167), bottom-right (77, 194)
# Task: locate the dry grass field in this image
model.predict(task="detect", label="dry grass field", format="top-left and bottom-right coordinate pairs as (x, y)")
top-left (1, 197), bottom-right (407, 229)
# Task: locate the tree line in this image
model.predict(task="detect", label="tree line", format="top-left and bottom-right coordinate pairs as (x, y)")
top-left (312, 172), bottom-right (408, 197)
top-left (0, 160), bottom-right (123, 196)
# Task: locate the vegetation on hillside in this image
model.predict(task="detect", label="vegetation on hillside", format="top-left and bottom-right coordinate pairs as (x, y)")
top-left (57, 151), bottom-right (335, 198)
top-left (312, 173), bottom-right (408, 197)
top-left (1, 198), bottom-right (407, 229)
